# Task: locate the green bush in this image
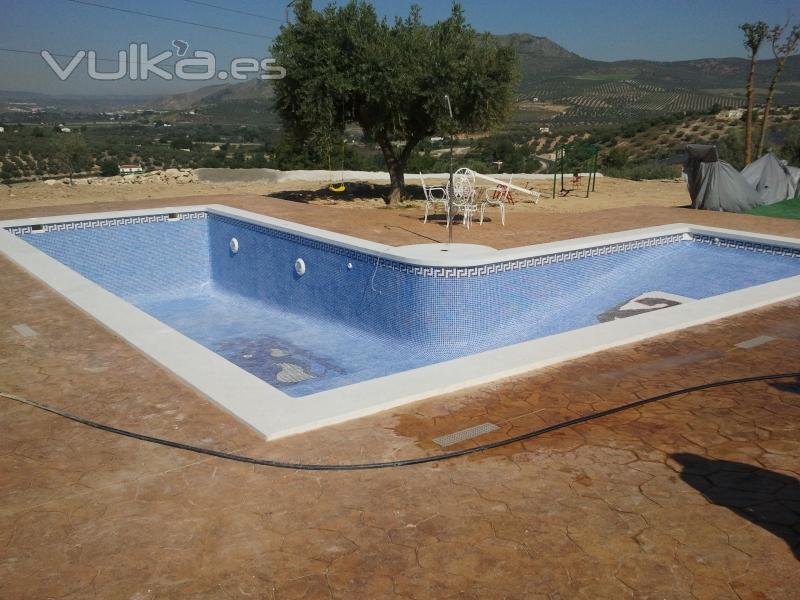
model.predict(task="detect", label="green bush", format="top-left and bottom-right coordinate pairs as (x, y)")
top-left (604, 163), bottom-right (681, 181)
top-left (99, 159), bottom-right (120, 177)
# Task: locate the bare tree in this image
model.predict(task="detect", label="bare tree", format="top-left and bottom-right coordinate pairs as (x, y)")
top-left (756, 23), bottom-right (800, 158)
top-left (740, 21), bottom-right (769, 164)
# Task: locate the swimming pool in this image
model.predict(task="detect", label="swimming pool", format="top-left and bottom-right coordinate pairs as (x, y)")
top-left (3, 204), bottom-right (800, 438)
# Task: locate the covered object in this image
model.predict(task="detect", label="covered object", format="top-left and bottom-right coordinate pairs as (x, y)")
top-left (741, 152), bottom-right (798, 205)
top-left (684, 145), bottom-right (762, 212)
top-left (787, 165), bottom-right (800, 198)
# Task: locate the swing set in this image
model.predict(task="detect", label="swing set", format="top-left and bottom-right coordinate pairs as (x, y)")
top-left (552, 142), bottom-right (599, 198)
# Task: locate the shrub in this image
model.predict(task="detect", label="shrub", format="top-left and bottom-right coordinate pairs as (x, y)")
top-left (99, 159), bottom-right (120, 177)
top-left (604, 163), bottom-right (681, 181)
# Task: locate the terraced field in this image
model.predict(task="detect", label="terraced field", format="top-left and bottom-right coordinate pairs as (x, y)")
top-left (517, 79), bottom-right (744, 127)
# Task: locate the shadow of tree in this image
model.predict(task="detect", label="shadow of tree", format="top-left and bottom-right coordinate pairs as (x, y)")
top-left (672, 453), bottom-right (800, 560)
top-left (268, 183), bottom-right (428, 204)
top-left (769, 379), bottom-right (800, 395)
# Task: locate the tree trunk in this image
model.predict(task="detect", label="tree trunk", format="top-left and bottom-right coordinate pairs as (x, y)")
top-left (756, 59), bottom-right (787, 158)
top-left (378, 139), bottom-right (405, 206)
top-left (387, 159), bottom-right (405, 205)
top-left (744, 56), bottom-right (758, 165)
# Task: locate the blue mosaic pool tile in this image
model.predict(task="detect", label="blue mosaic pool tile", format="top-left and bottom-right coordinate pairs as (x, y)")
top-left (9, 209), bottom-right (800, 396)
top-left (691, 234), bottom-right (800, 258)
top-left (16, 213), bottom-right (211, 299)
top-left (6, 211), bottom-right (206, 236)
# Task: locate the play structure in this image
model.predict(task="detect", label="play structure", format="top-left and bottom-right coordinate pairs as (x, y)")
top-left (551, 142), bottom-right (599, 198)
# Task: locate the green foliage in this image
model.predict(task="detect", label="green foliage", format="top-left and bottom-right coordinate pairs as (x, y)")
top-left (740, 22), bottom-right (770, 54)
top-left (717, 128), bottom-right (746, 170)
top-left (603, 163), bottom-right (681, 180)
top-left (99, 159), bottom-right (120, 177)
top-left (777, 124), bottom-right (800, 165)
top-left (602, 146), bottom-right (630, 169)
top-left (170, 136), bottom-right (193, 150)
top-left (556, 141), bottom-right (597, 173)
top-left (271, 0), bottom-right (519, 202)
top-left (55, 134), bottom-right (92, 182)
top-left (476, 135), bottom-right (534, 172)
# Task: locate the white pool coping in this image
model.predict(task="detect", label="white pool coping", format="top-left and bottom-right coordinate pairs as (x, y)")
top-left (2, 204), bottom-right (800, 440)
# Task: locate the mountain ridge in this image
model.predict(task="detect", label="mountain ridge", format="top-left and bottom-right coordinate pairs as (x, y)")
top-left (142, 33), bottom-right (800, 111)
top-left (2, 34), bottom-right (798, 120)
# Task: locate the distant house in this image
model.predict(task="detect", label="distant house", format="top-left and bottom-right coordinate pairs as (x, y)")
top-left (0, 127), bottom-right (4, 133)
top-left (539, 126), bottom-right (551, 134)
top-left (716, 108), bottom-right (745, 121)
top-left (59, 127), bottom-right (71, 133)
top-left (119, 164), bottom-right (144, 174)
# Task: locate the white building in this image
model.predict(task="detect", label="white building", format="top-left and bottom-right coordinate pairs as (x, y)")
top-left (0, 127), bottom-right (4, 133)
top-left (716, 108), bottom-right (745, 121)
top-left (539, 126), bottom-right (551, 134)
top-left (119, 164), bottom-right (144, 174)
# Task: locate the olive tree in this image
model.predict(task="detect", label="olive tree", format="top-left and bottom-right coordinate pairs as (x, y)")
top-left (739, 21), bottom-right (769, 164)
top-left (271, 1), bottom-right (518, 204)
top-left (55, 133), bottom-right (92, 184)
top-left (756, 23), bottom-right (800, 157)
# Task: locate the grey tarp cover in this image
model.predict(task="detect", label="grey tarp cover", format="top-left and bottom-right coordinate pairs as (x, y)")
top-left (684, 145), bottom-right (762, 212)
top-left (788, 166), bottom-right (800, 198)
top-left (741, 152), bottom-right (797, 205)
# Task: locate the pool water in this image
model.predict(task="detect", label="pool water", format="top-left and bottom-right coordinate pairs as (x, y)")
top-left (15, 212), bottom-right (800, 396)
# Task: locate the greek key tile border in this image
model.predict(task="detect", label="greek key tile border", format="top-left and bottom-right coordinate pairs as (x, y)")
top-left (8, 210), bottom-right (799, 277)
top-left (691, 234), bottom-right (800, 258)
top-left (5, 211), bottom-right (206, 236)
top-left (210, 213), bottom-right (688, 277)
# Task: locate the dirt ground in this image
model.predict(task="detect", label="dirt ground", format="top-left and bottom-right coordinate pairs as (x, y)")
top-left (2, 176), bottom-right (800, 599)
top-left (0, 175), bottom-right (690, 214)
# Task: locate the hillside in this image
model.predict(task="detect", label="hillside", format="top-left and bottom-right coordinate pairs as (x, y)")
top-left (136, 33), bottom-right (800, 131)
top-left (148, 79), bottom-right (273, 111)
top-left (2, 33), bottom-right (799, 134)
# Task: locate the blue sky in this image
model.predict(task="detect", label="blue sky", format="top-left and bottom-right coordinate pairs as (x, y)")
top-left (0, 0), bottom-right (796, 96)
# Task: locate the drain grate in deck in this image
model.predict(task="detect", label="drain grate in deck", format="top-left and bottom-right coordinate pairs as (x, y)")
top-left (433, 422), bottom-right (499, 448)
top-left (12, 324), bottom-right (37, 338)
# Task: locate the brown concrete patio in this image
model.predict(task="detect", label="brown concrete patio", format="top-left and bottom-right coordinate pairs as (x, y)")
top-left (1, 195), bottom-right (799, 599)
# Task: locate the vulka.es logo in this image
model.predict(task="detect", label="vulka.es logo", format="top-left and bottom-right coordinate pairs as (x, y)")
top-left (41, 42), bottom-right (286, 81)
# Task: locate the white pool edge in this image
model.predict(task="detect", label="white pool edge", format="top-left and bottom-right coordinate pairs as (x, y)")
top-left (2, 204), bottom-right (800, 440)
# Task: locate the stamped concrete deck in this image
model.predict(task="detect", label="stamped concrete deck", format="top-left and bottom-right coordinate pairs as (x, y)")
top-left (1, 195), bottom-right (799, 599)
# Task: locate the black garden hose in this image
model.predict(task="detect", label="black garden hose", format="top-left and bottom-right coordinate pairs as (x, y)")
top-left (2, 371), bottom-right (798, 471)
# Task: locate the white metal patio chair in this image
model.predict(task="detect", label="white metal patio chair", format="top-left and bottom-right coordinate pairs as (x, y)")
top-left (480, 174), bottom-right (514, 226)
top-left (420, 172), bottom-right (450, 224)
top-left (451, 168), bottom-right (478, 228)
